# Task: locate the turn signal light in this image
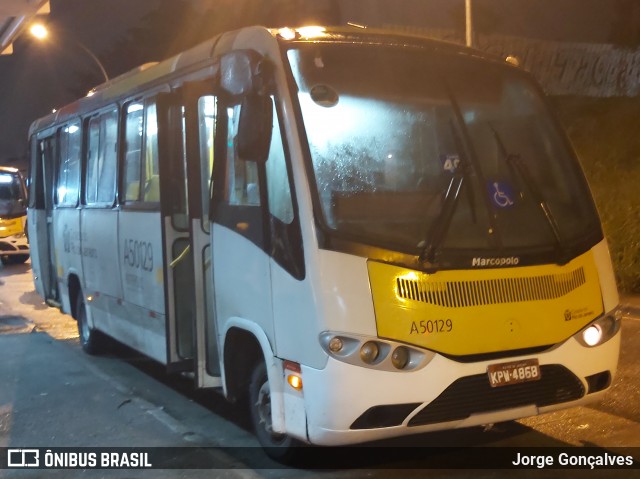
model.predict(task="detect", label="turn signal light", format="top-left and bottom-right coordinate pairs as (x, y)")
top-left (287, 374), bottom-right (303, 391)
top-left (284, 360), bottom-right (303, 391)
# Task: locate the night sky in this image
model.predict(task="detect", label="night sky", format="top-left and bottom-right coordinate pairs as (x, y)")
top-left (0, 0), bottom-right (621, 167)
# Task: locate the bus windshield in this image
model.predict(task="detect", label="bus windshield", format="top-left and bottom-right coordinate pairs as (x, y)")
top-left (0, 172), bottom-right (26, 218)
top-left (286, 43), bottom-right (601, 260)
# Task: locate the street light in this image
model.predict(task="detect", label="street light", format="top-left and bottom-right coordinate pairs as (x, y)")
top-left (28, 22), bottom-right (109, 83)
top-left (465, 0), bottom-right (474, 48)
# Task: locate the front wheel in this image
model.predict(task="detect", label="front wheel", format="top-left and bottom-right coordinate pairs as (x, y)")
top-left (76, 293), bottom-right (106, 355)
top-left (249, 361), bottom-right (300, 462)
top-left (1, 254), bottom-right (28, 265)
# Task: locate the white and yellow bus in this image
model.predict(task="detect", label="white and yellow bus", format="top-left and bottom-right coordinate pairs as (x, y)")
top-left (28, 26), bottom-right (621, 456)
top-left (0, 166), bottom-right (29, 265)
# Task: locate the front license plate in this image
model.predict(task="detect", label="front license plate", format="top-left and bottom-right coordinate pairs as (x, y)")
top-left (487, 359), bottom-right (541, 388)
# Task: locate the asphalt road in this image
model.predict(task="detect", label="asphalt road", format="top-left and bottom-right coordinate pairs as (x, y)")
top-left (0, 261), bottom-right (639, 478)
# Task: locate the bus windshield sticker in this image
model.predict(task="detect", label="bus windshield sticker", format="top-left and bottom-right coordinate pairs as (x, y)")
top-left (440, 153), bottom-right (461, 173)
top-left (488, 180), bottom-right (515, 208)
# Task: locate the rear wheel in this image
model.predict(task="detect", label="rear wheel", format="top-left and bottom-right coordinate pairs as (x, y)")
top-left (249, 361), bottom-right (300, 462)
top-left (76, 293), bottom-right (106, 355)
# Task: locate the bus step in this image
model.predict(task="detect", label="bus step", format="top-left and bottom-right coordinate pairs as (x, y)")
top-left (45, 299), bottom-right (62, 309)
top-left (166, 358), bottom-right (194, 374)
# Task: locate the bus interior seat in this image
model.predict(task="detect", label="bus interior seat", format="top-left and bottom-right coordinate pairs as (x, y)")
top-left (144, 175), bottom-right (160, 202)
top-left (125, 181), bottom-right (140, 201)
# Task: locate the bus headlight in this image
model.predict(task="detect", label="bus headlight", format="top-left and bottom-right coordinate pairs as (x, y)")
top-left (319, 332), bottom-right (435, 372)
top-left (582, 324), bottom-right (602, 346)
top-left (575, 309), bottom-right (621, 348)
top-left (328, 337), bottom-right (344, 353)
top-left (391, 346), bottom-right (409, 369)
top-left (360, 341), bottom-right (379, 364)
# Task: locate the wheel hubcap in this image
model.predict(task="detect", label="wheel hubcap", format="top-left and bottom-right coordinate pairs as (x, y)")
top-left (256, 380), bottom-right (274, 434)
top-left (255, 377), bottom-right (287, 443)
top-left (80, 306), bottom-right (90, 343)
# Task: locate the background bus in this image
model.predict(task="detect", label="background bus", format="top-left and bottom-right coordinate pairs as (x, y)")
top-left (27, 26), bottom-right (621, 457)
top-left (0, 166), bottom-right (29, 265)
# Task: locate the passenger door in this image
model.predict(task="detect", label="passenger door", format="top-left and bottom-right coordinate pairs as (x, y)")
top-left (210, 95), bottom-right (275, 364)
top-left (29, 134), bottom-right (59, 303)
top-left (157, 82), bottom-right (221, 387)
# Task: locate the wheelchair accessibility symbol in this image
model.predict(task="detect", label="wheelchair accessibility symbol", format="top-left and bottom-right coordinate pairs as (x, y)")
top-left (488, 181), bottom-right (514, 208)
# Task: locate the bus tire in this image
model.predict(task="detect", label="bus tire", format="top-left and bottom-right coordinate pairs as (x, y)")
top-left (249, 361), bottom-right (300, 462)
top-left (1, 254), bottom-right (28, 265)
top-left (10, 254), bottom-right (29, 264)
top-left (76, 294), bottom-right (105, 355)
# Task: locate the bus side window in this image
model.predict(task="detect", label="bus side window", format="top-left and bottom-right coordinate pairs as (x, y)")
top-left (86, 109), bottom-right (118, 206)
top-left (85, 117), bottom-right (101, 204)
top-left (142, 102), bottom-right (160, 203)
top-left (198, 95), bottom-right (216, 226)
top-left (264, 97), bottom-right (304, 279)
top-left (123, 102), bottom-right (144, 202)
top-left (224, 104), bottom-right (260, 207)
top-left (97, 110), bottom-right (118, 204)
top-left (56, 121), bottom-right (81, 207)
top-left (30, 137), bottom-right (43, 209)
top-left (265, 99), bottom-right (293, 224)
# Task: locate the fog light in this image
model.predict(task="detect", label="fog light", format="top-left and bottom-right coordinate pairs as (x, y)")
top-left (360, 341), bottom-right (379, 364)
top-left (583, 324), bottom-right (603, 347)
top-left (328, 337), bottom-right (344, 353)
top-left (391, 346), bottom-right (409, 369)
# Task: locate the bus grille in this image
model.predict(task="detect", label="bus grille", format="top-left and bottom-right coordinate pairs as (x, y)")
top-left (396, 267), bottom-right (586, 307)
top-left (408, 365), bottom-right (584, 427)
top-left (0, 241), bottom-right (19, 252)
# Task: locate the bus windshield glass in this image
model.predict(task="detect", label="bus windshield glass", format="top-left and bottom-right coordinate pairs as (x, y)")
top-left (0, 172), bottom-right (26, 218)
top-left (286, 43), bottom-right (600, 258)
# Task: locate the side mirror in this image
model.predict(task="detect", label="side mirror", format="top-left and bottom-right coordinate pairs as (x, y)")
top-left (237, 94), bottom-right (273, 163)
top-left (220, 50), bottom-right (270, 96)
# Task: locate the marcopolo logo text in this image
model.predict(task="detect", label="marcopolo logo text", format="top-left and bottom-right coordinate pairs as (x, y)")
top-left (471, 256), bottom-right (520, 267)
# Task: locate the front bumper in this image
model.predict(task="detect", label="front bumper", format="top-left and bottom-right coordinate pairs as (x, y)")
top-left (300, 331), bottom-right (620, 445)
top-left (0, 233), bottom-right (29, 256)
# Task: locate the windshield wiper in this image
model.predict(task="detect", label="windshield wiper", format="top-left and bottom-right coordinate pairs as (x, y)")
top-left (419, 118), bottom-right (480, 265)
top-left (489, 125), bottom-right (567, 263)
top-left (418, 172), bottom-right (465, 265)
top-left (418, 115), bottom-right (481, 267)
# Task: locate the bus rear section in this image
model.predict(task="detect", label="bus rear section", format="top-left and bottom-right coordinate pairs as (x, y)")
top-left (0, 167), bottom-right (29, 264)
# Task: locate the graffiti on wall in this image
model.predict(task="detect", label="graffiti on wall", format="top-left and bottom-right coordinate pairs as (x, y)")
top-left (479, 36), bottom-right (640, 97)
top-left (386, 26), bottom-right (640, 97)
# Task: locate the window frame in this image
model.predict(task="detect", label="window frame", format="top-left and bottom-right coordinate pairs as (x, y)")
top-left (55, 119), bottom-right (82, 208)
top-left (83, 105), bottom-right (119, 209)
top-left (120, 97), bottom-right (161, 211)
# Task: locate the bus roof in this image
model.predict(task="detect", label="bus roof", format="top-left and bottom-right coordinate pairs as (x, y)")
top-left (28, 25), bottom-right (514, 137)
